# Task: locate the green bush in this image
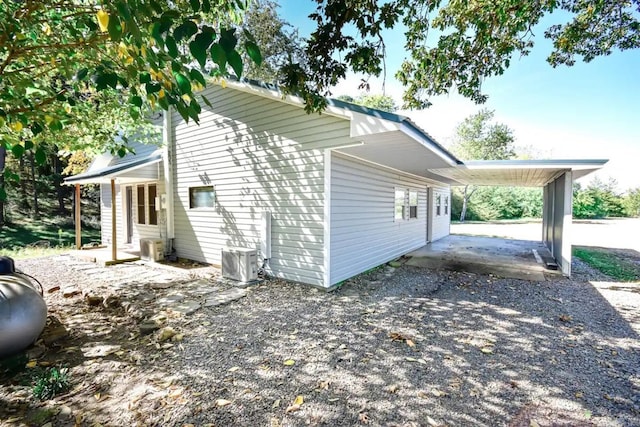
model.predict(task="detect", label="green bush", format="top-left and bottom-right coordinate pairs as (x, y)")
top-left (32, 366), bottom-right (70, 401)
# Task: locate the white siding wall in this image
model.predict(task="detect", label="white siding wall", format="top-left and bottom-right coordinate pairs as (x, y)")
top-left (329, 153), bottom-right (429, 286)
top-left (429, 187), bottom-right (451, 242)
top-left (170, 86), bottom-right (352, 286)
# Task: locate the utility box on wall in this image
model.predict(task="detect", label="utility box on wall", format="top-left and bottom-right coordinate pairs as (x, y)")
top-left (140, 238), bottom-right (164, 262)
top-left (221, 247), bottom-right (258, 284)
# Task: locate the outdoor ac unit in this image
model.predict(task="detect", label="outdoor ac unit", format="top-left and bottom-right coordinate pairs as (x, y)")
top-left (140, 238), bottom-right (164, 262)
top-left (221, 247), bottom-right (258, 283)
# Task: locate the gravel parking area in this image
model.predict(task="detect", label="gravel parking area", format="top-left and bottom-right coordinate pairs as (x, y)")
top-left (1, 254), bottom-right (639, 427)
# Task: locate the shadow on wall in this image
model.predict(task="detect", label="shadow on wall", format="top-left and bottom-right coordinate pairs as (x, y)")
top-left (170, 89), bottom-right (331, 282)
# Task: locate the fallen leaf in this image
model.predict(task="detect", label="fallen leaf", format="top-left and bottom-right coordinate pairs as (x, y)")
top-left (293, 395), bottom-right (304, 406)
top-left (480, 347), bottom-right (493, 354)
top-left (431, 389), bottom-right (446, 397)
top-left (417, 390), bottom-right (429, 399)
top-left (575, 391), bottom-right (583, 398)
top-left (387, 384), bottom-right (399, 394)
top-left (272, 399), bottom-right (281, 408)
top-left (285, 395), bottom-right (304, 413)
top-left (559, 314), bottom-right (572, 322)
top-left (406, 339), bottom-right (416, 348)
top-left (426, 416), bottom-right (440, 426)
top-left (26, 360), bottom-right (37, 368)
top-left (285, 404), bottom-right (300, 413)
top-left (228, 366), bottom-right (241, 372)
top-left (316, 380), bottom-right (330, 390)
top-left (530, 421), bottom-right (540, 427)
top-left (283, 359), bottom-right (295, 366)
top-left (94, 393), bottom-right (101, 401)
top-left (216, 399), bottom-right (232, 407)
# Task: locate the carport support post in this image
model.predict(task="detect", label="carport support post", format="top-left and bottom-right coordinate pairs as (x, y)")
top-left (74, 184), bottom-right (81, 249)
top-left (560, 171), bottom-right (573, 276)
top-left (111, 178), bottom-right (117, 262)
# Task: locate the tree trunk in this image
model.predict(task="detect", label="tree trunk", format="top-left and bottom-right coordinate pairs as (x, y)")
top-left (0, 146), bottom-right (5, 228)
top-left (460, 185), bottom-right (469, 222)
top-left (30, 151), bottom-right (39, 220)
top-left (19, 156), bottom-right (29, 209)
top-left (53, 150), bottom-right (66, 214)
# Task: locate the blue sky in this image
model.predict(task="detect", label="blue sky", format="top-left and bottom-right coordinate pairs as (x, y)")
top-left (277, 1), bottom-right (640, 191)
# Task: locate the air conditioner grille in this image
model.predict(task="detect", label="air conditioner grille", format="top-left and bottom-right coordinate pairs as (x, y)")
top-left (221, 247), bottom-right (258, 283)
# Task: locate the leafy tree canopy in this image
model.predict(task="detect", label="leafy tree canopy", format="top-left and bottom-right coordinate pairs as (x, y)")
top-left (336, 94), bottom-right (397, 112)
top-left (449, 109), bottom-right (516, 161)
top-left (303, 0), bottom-right (640, 108)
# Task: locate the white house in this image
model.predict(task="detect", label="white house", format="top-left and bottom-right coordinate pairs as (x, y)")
top-left (66, 80), bottom-right (606, 288)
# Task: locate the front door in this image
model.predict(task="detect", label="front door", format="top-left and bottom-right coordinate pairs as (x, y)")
top-left (125, 186), bottom-right (133, 244)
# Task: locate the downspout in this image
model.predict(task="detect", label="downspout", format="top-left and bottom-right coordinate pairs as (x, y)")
top-left (162, 108), bottom-right (175, 246)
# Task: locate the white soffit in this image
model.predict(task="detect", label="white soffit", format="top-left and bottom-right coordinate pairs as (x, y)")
top-left (429, 159), bottom-right (608, 187)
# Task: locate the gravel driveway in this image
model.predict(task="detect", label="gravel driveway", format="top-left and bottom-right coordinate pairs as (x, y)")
top-left (1, 255), bottom-right (639, 427)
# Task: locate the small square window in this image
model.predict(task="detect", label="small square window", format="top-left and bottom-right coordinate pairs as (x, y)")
top-left (190, 186), bottom-right (215, 208)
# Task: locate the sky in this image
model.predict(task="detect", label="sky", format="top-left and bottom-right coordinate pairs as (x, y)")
top-left (276, 1), bottom-right (640, 191)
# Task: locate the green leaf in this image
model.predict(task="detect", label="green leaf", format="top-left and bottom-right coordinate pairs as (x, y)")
top-left (130, 95), bottom-right (143, 108)
top-left (202, 0), bottom-right (211, 13)
top-left (210, 43), bottom-right (227, 70)
top-left (35, 148), bottom-right (46, 165)
top-left (139, 72), bottom-right (151, 84)
top-left (115, 1), bottom-right (132, 21)
top-left (145, 82), bottom-right (162, 94)
top-left (30, 122), bottom-right (43, 136)
top-left (0, 186), bottom-right (6, 202)
top-left (24, 140), bottom-right (34, 150)
top-left (201, 94), bottom-right (213, 108)
top-left (75, 68), bottom-right (89, 81)
top-left (227, 50), bottom-right (243, 78)
top-left (189, 0), bottom-right (200, 13)
top-left (174, 20), bottom-right (198, 42)
top-left (151, 22), bottom-right (164, 47)
top-left (11, 144), bottom-right (25, 158)
top-left (165, 35), bottom-right (179, 58)
top-left (175, 73), bottom-right (191, 94)
top-left (189, 68), bottom-right (207, 87)
top-left (245, 40), bottom-right (262, 66)
top-left (219, 28), bottom-right (237, 53)
top-left (190, 31), bottom-right (215, 67)
top-left (107, 15), bottom-right (123, 41)
top-left (49, 120), bottom-right (63, 131)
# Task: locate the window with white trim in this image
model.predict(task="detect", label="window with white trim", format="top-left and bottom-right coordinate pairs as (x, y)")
top-left (444, 195), bottom-right (449, 216)
top-left (436, 194), bottom-right (442, 216)
top-left (394, 189), bottom-right (406, 221)
top-left (137, 183), bottom-right (158, 225)
top-left (189, 186), bottom-right (215, 208)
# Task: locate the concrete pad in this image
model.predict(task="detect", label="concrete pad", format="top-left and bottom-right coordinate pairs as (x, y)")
top-left (407, 235), bottom-right (556, 281)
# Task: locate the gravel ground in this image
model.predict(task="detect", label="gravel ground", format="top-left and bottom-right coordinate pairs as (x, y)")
top-left (1, 254), bottom-right (639, 427)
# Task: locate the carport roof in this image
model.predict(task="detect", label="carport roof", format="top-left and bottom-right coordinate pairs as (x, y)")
top-left (428, 159), bottom-right (608, 187)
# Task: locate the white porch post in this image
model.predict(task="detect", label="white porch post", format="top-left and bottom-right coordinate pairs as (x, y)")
top-left (111, 178), bottom-right (117, 262)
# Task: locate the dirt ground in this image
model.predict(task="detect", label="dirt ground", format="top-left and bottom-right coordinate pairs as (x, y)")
top-left (1, 250), bottom-right (639, 427)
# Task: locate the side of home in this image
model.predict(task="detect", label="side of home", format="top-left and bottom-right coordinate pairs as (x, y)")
top-left (167, 84), bottom-right (453, 288)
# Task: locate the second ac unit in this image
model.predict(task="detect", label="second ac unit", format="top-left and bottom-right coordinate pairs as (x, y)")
top-left (221, 247), bottom-right (258, 284)
top-left (140, 238), bottom-right (164, 262)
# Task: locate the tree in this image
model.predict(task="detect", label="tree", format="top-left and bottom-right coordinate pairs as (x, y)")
top-left (238, 0), bottom-right (306, 83)
top-left (624, 187), bottom-right (640, 217)
top-left (0, 0), bottom-right (264, 204)
top-left (573, 178), bottom-right (627, 219)
top-left (449, 109), bottom-right (516, 222)
top-left (336, 94), bottom-right (397, 112)
top-left (302, 0), bottom-right (640, 108)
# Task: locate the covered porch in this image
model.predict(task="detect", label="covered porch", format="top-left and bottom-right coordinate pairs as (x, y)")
top-left (63, 150), bottom-right (162, 265)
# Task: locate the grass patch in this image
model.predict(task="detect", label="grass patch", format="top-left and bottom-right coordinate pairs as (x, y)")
top-left (0, 218), bottom-right (100, 259)
top-left (573, 246), bottom-right (640, 282)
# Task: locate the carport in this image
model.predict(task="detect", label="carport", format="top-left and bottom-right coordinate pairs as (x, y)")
top-left (428, 159), bottom-right (608, 276)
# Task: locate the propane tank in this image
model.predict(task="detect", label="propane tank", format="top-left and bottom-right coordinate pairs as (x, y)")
top-left (0, 256), bottom-right (48, 359)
